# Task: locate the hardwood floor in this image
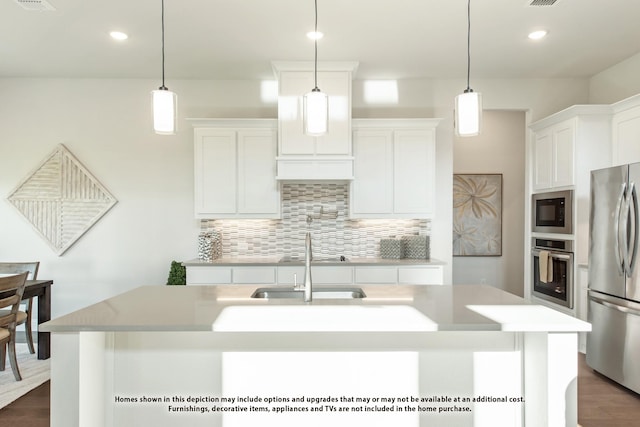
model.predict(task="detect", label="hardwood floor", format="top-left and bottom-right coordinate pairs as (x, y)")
top-left (0, 381), bottom-right (49, 427)
top-left (0, 353), bottom-right (637, 426)
top-left (577, 352), bottom-right (640, 427)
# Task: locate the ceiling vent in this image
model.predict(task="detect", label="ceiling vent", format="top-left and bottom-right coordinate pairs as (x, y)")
top-left (13, 0), bottom-right (56, 11)
top-left (529, 0), bottom-right (558, 5)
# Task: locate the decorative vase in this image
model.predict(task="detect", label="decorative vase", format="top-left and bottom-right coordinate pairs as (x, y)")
top-left (198, 230), bottom-right (222, 261)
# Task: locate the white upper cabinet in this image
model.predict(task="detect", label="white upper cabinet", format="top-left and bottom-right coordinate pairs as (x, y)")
top-left (272, 61), bottom-right (359, 181)
top-left (350, 119), bottom-right (440, 219)
top-left (351, 129), bottom-right (394, 214)
top-left (394, 130), bottom-right (436, 214)
top-left (612, 95), bottom-right (640, 166)
top-left (191, 119), bottom-right (280, 219)
top-left (278, 70), bottom-right (352, 156)
top-left (531, 118), bottom-right (575, 190)
top-left (530, 106), bottom-right (612, 193)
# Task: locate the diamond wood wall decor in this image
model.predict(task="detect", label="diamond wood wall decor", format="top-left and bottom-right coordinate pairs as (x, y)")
top-left (7, 144), bottom-right (118, 255)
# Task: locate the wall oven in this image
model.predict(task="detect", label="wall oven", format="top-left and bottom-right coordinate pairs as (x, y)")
top-left (531, 238), bottom-right (574, 309)
top-left (532, 190), bottom-right (573, 234)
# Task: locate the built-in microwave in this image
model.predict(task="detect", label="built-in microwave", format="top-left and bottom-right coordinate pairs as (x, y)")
top-left (532, 190), bottom-right (573, 234)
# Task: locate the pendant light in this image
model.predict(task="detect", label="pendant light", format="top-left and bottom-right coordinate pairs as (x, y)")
top-left (455, 0), bottom-right (482, 137)
top-left (152, 0), bottom-right (177, 135)
top-left (303, 0), bottom-right (328, 136)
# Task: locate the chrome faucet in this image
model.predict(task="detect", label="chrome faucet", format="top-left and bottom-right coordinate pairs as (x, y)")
top-left (303, 231), bottom-right (313, 302)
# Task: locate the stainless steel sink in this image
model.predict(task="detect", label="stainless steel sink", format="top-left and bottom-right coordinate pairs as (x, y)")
top-left (251, 286), bottom-right (366, 299)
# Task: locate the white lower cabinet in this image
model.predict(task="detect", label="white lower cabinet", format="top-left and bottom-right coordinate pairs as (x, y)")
top-left (277, 266), bottom-right (306, 286)
top-left (398, 266), bottom-right (444, 285)
top-left (186, 266), bottom-right (276, 285)
top-left (186, 267), bottom-right (232, 285)
top-left (186, 264), bottom-right (444, 285)
top-left (312, 266), bottom-right (354, 284)
top-left (275, 266), bottom-right (354, 285)
top-left (232, 267), bottom-right (277, 284)
top-left (354, 267), bottom-right (397, 284)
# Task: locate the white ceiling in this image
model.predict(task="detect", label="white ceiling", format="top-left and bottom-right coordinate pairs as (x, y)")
top-left (2, 0), bottom-right (640, 81)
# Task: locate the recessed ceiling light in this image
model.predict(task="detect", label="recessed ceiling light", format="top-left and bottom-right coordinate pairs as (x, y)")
top-left (528, 30), bottom-right (548, 40)
top-left (110, 31), bottom-right (128, 41)
top-left (306, 31), bottom-right (324, 40)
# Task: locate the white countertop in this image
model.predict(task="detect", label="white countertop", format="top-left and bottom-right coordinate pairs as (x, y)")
top-left (182, 257), bottom-right (446, 267)
top-left (41, 284), bottom-right (590, 333)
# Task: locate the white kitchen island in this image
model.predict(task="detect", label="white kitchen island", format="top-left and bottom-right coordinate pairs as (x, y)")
top-left (41, 284), bottom-right (590, 427)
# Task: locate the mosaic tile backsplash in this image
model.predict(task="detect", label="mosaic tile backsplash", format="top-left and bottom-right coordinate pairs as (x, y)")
top-left (200, 183), bottom-right (430, 259)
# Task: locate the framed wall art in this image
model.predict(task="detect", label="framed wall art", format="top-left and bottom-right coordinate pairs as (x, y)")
top-left (452, 173), bottom-right (502, 256)
top-left (7, 144), bottom-right (118, 256)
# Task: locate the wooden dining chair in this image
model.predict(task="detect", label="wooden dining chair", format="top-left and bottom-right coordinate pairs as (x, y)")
top-left (0, 262), bottom-right (39, 355)
top-left (0, 271), bottom-right (29, 381)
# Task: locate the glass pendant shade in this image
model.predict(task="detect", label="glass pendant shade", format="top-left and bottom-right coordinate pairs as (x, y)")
top-left (303, 89), bottom-right (328, 136)
top-left (455, 90), bottom-right (482, 137)
top-left (152, 88), bottom-right (177, 135)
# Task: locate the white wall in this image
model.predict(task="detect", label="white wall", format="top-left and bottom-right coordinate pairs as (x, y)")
top-left (0, 76), bottom-right (590, 317)
top-left (451, 111), bottom-right (526, 296)
top-left (589, 52), bottom-right (640, 104)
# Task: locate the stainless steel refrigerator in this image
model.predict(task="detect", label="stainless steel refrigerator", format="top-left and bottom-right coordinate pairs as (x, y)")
top-left (587, 163), bottom-right (640, 394)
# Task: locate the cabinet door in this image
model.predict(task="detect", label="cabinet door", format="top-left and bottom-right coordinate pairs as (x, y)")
top-left (237, 130), bottom-right (279, 215)
top-left (613, 105), bottom-right (640, 166)
top-left (394, 130), bottom-right (436, 215)
top-left (277, 266), bottom-right (306, 285)
top-left (532, 128), bottom-right (552, 190)
top-left (232, 267), bottom-right (277, 284)
top-left (278, 71), bottom-right (315, 155)
top-left (398, 266), bottom-right (443, 285)
top-left (278, 70), bottom-right (351, 156)
top-left (311, 266), bottom-right (353, 284)
top-left (186, 266), bottom-right (232, 285)
top-left (552, 120), bottom-right (575, 188)
top-left (354, 267), bottom-right (398, 284)
top-left (532, 120), bottom-right (575, 191)
top-left (194, 129), bottom-right (237, 215)
top-left (315, 71), bottom-right (351, 156)
top-left (351, 130), bottom-right (394, 216)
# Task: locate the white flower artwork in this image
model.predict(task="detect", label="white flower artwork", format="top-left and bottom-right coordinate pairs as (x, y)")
top-left (452, 174), bottom-right (502, 256)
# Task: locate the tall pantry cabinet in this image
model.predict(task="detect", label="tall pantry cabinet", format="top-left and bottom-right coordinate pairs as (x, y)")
top-left (527, 105), bottom-right (611, 353)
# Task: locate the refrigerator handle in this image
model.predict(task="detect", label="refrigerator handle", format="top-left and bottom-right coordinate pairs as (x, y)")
top-left (590, 294), bottom-right (640, 317)
top-left (615, 182), bottom-right (627, 275)
top-left (627, 181), bottom-right (639, 276)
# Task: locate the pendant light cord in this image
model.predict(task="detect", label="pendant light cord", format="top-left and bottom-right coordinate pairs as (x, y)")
top-left (160, 0), bottom-right (167, 90)
top-left (465, 0), bottom-right (471, 92)
top-left (313, 0), bottom-right (319, 90)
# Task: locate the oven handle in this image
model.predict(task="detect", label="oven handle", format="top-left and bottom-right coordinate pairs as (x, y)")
top-left (531, 249), bottom-right (572, 260)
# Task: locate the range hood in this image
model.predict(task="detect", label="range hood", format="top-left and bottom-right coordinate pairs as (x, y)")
top-left (272, 61), bottom-right (358, 181)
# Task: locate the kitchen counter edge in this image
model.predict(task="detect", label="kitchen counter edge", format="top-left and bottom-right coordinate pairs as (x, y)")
top-left (182, 257), bottom-right (446, 267)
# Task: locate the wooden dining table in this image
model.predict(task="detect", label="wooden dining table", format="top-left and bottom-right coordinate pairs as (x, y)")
top-left (0, 279), bottom-right (53, 360)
